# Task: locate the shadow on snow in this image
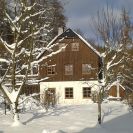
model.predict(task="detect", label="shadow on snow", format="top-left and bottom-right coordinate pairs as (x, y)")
top-left (23, 105), bottom-right (73, 125)
top-left (79, 112), bottom-right (133, 133)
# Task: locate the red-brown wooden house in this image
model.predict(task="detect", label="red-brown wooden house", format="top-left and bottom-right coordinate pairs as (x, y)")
top-left (38, 28), bottom-right (102, 104)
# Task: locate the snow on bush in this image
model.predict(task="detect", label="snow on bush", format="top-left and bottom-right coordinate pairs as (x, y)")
top-left (18, 94), bottom-right (44, 112)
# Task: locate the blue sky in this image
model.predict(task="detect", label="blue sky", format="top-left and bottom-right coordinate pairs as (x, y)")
top-left (62, 0), bottom-right (133, 39)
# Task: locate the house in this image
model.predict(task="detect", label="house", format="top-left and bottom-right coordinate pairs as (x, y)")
top-left (38, 28), bottom-right (102, 104)
top-left (106, 81), bottom-right (126, 100)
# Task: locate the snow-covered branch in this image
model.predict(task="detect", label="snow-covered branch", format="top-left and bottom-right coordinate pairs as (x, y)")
top-left (5, 12), bottom-right (20, 33)
top-left (0, 58), bottom-right (10, 64)
top-left (22, 9), bottom-right (47, 22)
top-left (0, 37), bottom-right (14, 54)
top-left (32, 46), bottom-right (64, 66)
top-left (13, 3), bottom-right (37, 23)
top-left (107, 56), bottom-right (124, 71)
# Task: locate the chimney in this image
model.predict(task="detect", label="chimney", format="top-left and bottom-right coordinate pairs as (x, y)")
top-left (58, 27), bottom-right (64, 35)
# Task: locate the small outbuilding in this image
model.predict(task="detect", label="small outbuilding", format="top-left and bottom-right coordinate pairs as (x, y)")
top-left (107, 81), bottom-right (126, 100)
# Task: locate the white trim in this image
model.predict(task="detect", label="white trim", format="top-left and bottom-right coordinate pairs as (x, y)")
top-left (116, 82), bottom-right (120, 97)
top-left (119, 84), bottom-right (126, 90)
top-left (106, 81), bottom-right (126, 98)
top-left (106, 81), bottom-right (125, 90)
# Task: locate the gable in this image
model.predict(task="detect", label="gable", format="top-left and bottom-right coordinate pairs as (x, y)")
top-left (38, 28), bottom-right (101, 59)
top-left (59, 29), bottom-right (101, 57)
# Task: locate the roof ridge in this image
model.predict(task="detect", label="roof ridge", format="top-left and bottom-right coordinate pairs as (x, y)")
top-left (37, 28), bottom-right (101, 59)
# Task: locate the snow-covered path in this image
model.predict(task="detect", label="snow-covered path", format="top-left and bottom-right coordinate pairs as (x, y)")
top-left (0, 101), bottom-right (132, 133)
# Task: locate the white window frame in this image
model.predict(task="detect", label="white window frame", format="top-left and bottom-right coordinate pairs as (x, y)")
top-left (71, 43), bottom-right (79, 51)
top-left (65, 87), bottom-right (73, 99)
top-left (83, 87), bottom-right (91, 98)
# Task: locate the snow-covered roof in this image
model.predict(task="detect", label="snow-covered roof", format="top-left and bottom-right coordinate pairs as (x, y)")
top-left (106, 81), bottom-right (125, 90)
top-left (38, 28), bottom-right (101, 59)
top-left (73, 30), bottom-right (101, 57)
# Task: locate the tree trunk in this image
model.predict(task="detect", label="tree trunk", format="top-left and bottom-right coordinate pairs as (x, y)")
top-left (4, 97), bottom-right (6, 115)
top-left (98, 91), bottom-right (102, 124)
top-left (11, 102), bottom-right (22, 126)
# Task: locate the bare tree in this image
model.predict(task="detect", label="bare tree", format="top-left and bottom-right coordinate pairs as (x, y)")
top-left (91, 6), bottom-right (133, 124)
top-left (0, 0), bottom-right (64, 126)
top-left (120, 9), bottom-right (133, 91)
top-left (93, 6), bottom-right (133, 86)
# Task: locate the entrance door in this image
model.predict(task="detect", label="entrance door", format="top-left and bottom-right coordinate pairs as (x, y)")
top-left (47, 88), bottom-right (56, 106)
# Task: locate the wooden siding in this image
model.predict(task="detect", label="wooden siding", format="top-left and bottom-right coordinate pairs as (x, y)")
top-left (109, 85), bottom-right (125, 98)
top-left (39, 37), bottom-right (101, 82)
top-left (109, 86), bottom-right (117, 97)
top-left (119, 86), bottom-right (125, 98)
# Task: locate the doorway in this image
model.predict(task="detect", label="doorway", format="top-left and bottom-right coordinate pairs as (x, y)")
top-left (46, 88), bottom-right (56, 106)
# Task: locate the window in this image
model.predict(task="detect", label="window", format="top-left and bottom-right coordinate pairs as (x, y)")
top-left (59, 43), bottom-right (66, 51)
top-left (82, 64), bottom-right (92, 74)
top-left (65, 64), bottom-right (73, 75)
top-left (83, 87), bottom-right (91, 98)
top-left (71, 43), bottom-right (79, 51)
top-left (47, 65), bottom-right (56, 75)
top-left (65, 88), bottom-right (73, 99)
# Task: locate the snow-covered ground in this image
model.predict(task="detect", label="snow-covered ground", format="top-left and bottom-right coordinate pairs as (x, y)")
top-left (0, 101), bottom-right (132, 133)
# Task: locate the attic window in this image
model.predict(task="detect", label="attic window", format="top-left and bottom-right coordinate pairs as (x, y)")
top-left (71, 43), bottom-right (79, 51)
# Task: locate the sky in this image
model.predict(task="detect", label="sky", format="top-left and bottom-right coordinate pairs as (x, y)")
top-left (61, 0), bottom-right (133, 40)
